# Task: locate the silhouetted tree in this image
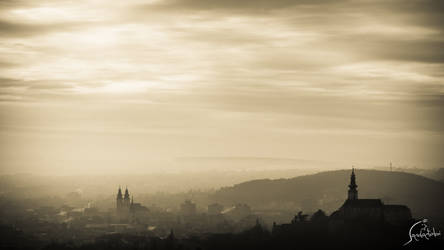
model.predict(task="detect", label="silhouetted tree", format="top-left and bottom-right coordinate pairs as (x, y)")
top-left (297, 211), bottom-right (308, 222)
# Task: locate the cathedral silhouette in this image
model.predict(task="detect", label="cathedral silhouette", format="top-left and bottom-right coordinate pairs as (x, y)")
top-left (116, 187), bottom-right (148, 222)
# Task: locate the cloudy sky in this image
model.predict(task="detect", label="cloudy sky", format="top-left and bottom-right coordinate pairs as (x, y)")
top-left (0, 0), bottom-right (443, 174)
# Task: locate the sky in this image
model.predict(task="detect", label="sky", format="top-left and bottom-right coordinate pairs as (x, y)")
top-left (0, 0), bottom-right (443, 174)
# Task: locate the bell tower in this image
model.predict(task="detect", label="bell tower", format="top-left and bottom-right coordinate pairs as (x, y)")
top-left (348, 168), bottom-right (358, 200)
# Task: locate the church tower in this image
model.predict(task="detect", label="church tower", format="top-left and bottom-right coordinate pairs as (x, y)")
top-left (348, 168), bottom-right (358, 200)
top-left (124, 187), bottom-right (131, 208)
top-left (116, 186), bottom-right (123, 211)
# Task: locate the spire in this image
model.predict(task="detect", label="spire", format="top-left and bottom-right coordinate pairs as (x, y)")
top-left (124, 186), bottom-right (130, 199)
top-left (348, 167), bottom-right (357, 189)
top-left (347, 167), bottom-right (358, 200)
top-left (117, 186), bottom-right (123, 200)
top-left (131, 195), bottom-right (134, 205)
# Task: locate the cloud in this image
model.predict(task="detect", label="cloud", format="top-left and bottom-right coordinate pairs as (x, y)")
top-left (147, 0), bottom-right (345, 12)
top-left (0, 0), bottom-right (443, 173)
top-left (0, 19), bottom-right (93, 38)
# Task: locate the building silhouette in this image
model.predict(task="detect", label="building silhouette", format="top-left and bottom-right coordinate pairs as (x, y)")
top-left (180, 200), bottom-right (197, 216)
top-left (208, 203), bottom-right (224, 215)
top-left (270, 168), bottom-right (416, 249)
top-left (330, 168), bottom-right (412, 226)
top-left (116, 187), bottom-right (148, 223)
top-left (116, 186), bottom-right (130, 217)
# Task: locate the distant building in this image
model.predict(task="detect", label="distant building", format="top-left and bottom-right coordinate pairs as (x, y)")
top-left (130, 199), bottom-right (149, 220)
top-left (83, 207), bottom-right (99, 217)
top-left (116, 186), bottom-right (129, 216)
top-left (115, 187), bottom-right (149, 223)
top-left (224, 203), bottom-right (252, 221)
top-left (330, 168), bottom-right (411, 226)
top-left (272, 168), bottom-right (413, 241)
top-left (180, 200), bottom-right (197, 216)
top-left (208, 203), bottom-right (224, 215)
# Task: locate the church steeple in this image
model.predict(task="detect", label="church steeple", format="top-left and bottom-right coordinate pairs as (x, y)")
top-left (123, 186), bottom-right (131, 208)
top-left (116, 186), bottom-right (123, 211)
top-left (348, 168), bottom-right (358, 200)
top-left (117, 186), bottom-right (123, 200)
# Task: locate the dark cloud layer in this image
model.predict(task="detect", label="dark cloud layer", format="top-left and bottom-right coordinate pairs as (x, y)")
top-left (0, 19), bottom-right (92, 38)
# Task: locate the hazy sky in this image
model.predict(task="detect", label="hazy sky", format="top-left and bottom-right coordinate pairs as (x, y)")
top-left (0, 0), bottom-right (443, 174)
